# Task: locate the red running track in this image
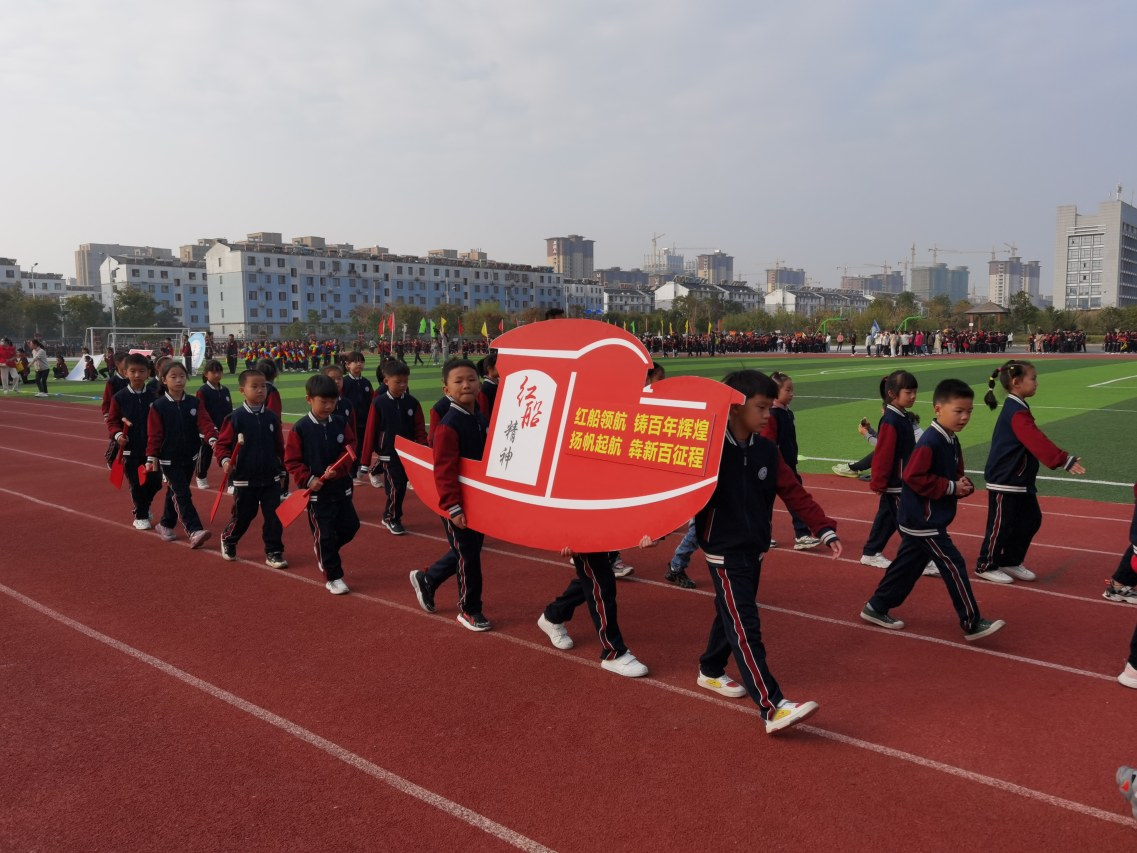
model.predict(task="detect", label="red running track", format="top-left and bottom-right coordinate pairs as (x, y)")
top-left (2, 395), bottom-right (1135, 851)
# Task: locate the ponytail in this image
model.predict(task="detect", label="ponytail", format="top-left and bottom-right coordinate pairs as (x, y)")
top-left (983, 368), bottom-right (1000, 410)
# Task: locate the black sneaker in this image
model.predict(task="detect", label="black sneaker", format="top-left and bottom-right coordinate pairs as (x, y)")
top-left (265, 553), bottom-right (289, 569)
top-left (860, 604), bottom-right (905, 630)
top-left (964, 618), bottom-right (1006, 642)
top-left (409, 570), bottom-right (435, 613)
top-left (384, 519), bottom-right (407, 536)
top-left (220, 539), bottom-right (237, 561)
top-left (457, 611), bottom-right (492, 632)
top-left (664, 567), bottom-right (696, 589)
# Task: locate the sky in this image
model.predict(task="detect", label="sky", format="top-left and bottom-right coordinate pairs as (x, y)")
top-left (3, 0), bottom-right (1136, 298)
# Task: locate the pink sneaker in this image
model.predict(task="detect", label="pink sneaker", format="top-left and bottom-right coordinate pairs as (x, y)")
top-left (188, 529), bottom-right (212, 549)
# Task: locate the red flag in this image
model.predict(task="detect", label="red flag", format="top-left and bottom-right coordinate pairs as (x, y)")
top-left (458, 320), bottom-right (464, 335)
top-left (498, 319), bottom-right (504, 333)
top-left (387, 314), bottom-right (395, 334)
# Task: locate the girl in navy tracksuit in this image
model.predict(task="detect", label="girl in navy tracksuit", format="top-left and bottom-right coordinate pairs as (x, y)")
top-left (146, 361), bottom-right (219, 548)
top-left (762, 371), bottom-right (819, 550)
top-left (861, 371), bottom-right (918, 568)
top-left (360, 360), bottom-right (426, 534)
top-left (862, 379), bottom-right (1004, 642)
top-left (697, 370), bottom-right (840, 734)
top-left (194, 360), bottom-right (233, 488)
top-left (1112, 485), bottom-right (1137, 688)
top-left (975, 360), bottom-right (1085, 585)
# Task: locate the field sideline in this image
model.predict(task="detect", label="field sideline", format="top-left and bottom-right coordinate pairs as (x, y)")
top-left (38, 350), bottom-right (1137, 502)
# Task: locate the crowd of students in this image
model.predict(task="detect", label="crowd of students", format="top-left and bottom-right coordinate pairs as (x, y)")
top-left (83, 333), bottom-right (1136, 738)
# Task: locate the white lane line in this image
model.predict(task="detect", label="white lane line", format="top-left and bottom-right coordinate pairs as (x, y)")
top-left (801, 457), bottom-right (1132, 489)
top-left (2, 483), bottom-right (1135, 832)
top-left (1089, 375), bottom-right (1137, 388)
top-left (0, 584), bottom-right (555, 853)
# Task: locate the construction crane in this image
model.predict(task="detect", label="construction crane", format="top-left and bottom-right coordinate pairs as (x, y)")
top-left (928, 246), bottom-right (996, 264)
top-left (650, 232), bottom-right (666, 257)
top-left (1004, 242), bottom-right (1018, 258)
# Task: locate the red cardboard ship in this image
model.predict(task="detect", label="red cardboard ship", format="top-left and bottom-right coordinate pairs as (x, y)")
top-left (396, 319), bottom-right (742, 552)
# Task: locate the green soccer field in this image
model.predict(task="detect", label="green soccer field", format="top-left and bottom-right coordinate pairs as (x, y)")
top-left (51, 351), bottom-right (1137, 503)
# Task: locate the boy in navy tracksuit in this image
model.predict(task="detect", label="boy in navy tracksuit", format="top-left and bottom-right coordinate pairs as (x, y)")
top-left (696, 370), bottom-right (841, 735)
top-left (341, 351), bottom-right (374, 465)
top-left (861, 379), bottom-right (1006, 642)
top-left (146, 360), bottom-right (219, 548)
top-left (195, 360), bottom-right (233, 489)
top-left (360, 359), bottom-right (426, 535)
top-left (284, 374), bottom-right (359, 595)
top-left (107, 353), bottom-right (161, 529)
top-left (101, 353), bottom-right (129, 424)
top-left (409, 359), bottom-right (491, 631)
top-left (215, 369), bottom-right (287, 569)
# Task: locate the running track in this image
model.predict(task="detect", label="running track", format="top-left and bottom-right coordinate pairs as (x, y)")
top-left (2, 396), bottom-right (1135, 851)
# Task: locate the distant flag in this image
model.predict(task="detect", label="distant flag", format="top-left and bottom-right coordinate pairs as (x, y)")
top-left (418, 318), bottom-right (427, 334)
top-left (458, 319), bottom-right (464, 335)
top-left (631, 321), bottom-right (636, 334)
top-left (440, 316), bottom-right (447, 332)
top-left (429, 319), bottom-right (435, 336)
top-left (387, 313), bottom-right (396, 334)
top-left (481, 321), bottom-right (488, 338)
top-left (659, 319), bottom-right (664, 335)
top-left (622, 320), bottom-right (627, 330)
top-left (871, 320), bottom-right (881, 336)
top-left (498, 318), bottom-right (504, 333)
top-left (707, 320), bottom-right (712, 334)
top-left (684, 319), bottom-right (690, 334)
top-left (669, 322), bottom-right (673, 335)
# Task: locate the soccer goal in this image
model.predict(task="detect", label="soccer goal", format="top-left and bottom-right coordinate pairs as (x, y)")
top-left (85, 326), bottom-right (187, 356)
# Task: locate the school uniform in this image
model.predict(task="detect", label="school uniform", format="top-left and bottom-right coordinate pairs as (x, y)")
top-left (863, 405), bottom-right (917, 557)
top-left (360, 389), bottom-right (426, 526)
top-left (542, 552), bottom-right (628, 661)
top-left (476, 377), bottom-right (499, 420)
top-left (762, 402), bottom-right (811, 539)
top-left (422, 401), bottom-right (488, 616)
top-left (284, 412), bottom-right (359, 582)
top-left (868, 421), bottom-right (986, 633)
top-left (215, 403), bottom-right (285, 556)
top-left (695, 431), bottom-right (837, 722)
top-left (101, 373), bottom-right (129, 422)
top-left (976, 394), bottom-right (1078, 576)
top-left (146, 393), bottom-right (219, 534)
top-left (341, 373), bottom-right (374, 453)
top-left (195, 380), bottom-right (233, 480)
top-left (107, 385), bottom-right (161, 520)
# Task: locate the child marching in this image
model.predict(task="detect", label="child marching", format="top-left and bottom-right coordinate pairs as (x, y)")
top-left (106, 353), bottom-right (162, 529)
top-left (194, 360), bottom-right (233, 490)
top-left (975, 360), bottom-right (1085, 584)
top-left (145, 360), bottom-right (219, 548)
top-left (762, 371), bottom-right (821, 550)
top-left (214, 369), bottom-right (287, 569)
top-left (360, 359), bottom-right (426, 535)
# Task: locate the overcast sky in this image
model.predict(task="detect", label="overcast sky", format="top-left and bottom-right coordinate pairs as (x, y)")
top-left (3, 0), bottom-right (1134, 297)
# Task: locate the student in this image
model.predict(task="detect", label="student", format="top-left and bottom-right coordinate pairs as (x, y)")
top-left (695, 370), bottom-right (840, 734)
top-left (475, 351), bottom-right (500, 419)
top-left (255, 357), bottom-right (283, 420)
top-left (53, 355), bottom-right (69, 380)
top-left (762, 371), bottom-right (820, 550)
top-left (107, 353), bottom-right (162, 529)
top-left (409, 359), bottom-right (491, 630)
top-left (537, 541), bottom-right (657, 677)
top-left (214, 369), bottom-right (287, 569)
top-left (82, 355), bottom-right (98, 381)
top-left (145, 360), bottom-right (218, 548)
top-left (284, 373), bottom-right (360, 594)
top-left (148, 355), bottom-right (172, 396)
top-left (860, 371), bottom-right (920, 569)
top-left (860, 379), bottom-right (1006, 642)
top-left (193, 360), bottom-right (233, 490)
top-left (14, 348), bottom-right (30, 387)
top-left (341, 351), bottom-right (374, 463)
top-left (30, 340), bottom-right (50, 397)
top-left (360, 359), bottom-right (426, 535)
top-left (0, 337), bottom-right (16, 392)
top-left (181, 338), bottom-right (194, 376)
top-left (975, 360), bottom-right (1085, 584)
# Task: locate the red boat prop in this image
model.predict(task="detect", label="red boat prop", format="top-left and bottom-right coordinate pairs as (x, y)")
top-left (396, 320), bottom-right (742, 552)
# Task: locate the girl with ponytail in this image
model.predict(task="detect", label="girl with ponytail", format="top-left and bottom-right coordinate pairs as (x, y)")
top-left (975, 360), bottom-right (1086, 584)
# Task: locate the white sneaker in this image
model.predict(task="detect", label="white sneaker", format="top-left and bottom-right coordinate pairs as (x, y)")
top-left (1119, 662), bottom-right (1137, 689)
top-left (765, 699), bottom-right (819, 734)
top-left (611, 558), bottom-right (634, 578)
top-left (794, 535), bottom-right (821, 551)
top-left (195, 477), bottom-right (210, 490)
top-left (860, 553), bottom-right (891, 569)
top-left (922, 561), bottom-right (940, 577)
top-left (132, 519), bottom-right (152, 530)
top-left (537, 614), bottom-right (574, 650)
top-left (600, 651), bottom-right (648, 678)
top-left (326, 578), bottom-right (350, 595)
top-left (975, 568), bottom-right (1014, 584)
top-left (697, 671), bottom-right (746, 698)
top-left (1002, 564), bottom-right (1036, 582)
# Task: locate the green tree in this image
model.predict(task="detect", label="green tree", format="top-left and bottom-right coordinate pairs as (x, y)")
top-left (1007, 291), bottom-right (1040, 334)
top-left (25, 297), bottom-right (62, 339)
top-left (115, 289), bottom-right (161, 327)
top-left (63, 295), bottom-right (110, 338)
top-left (0, 289), bottom-right (28, 339)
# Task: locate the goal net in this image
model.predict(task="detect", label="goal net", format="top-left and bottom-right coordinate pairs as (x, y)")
top-left (85, 327), bottom-right (187, 356)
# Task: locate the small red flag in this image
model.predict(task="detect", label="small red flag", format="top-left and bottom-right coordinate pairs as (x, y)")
top-left (498, 319), bottom-right (504, 333)
top-left (458, 320), bottom-right (464, 335)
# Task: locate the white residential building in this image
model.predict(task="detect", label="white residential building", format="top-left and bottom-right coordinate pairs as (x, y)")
top-left (100, 256), bottom-right (209, 328)
top-left (602, 288), bottom-right (654, 315)
top-left (205, 234), bottom-right (566, 338)
top-left (765, 287), bottom-right (871, 318)
top-left (563, 279), bottom-right (604, 316)
top-left (75, 243), bottom-right (174, 289)
top-left (0, 257), bottom-right (19, 289)
top-left (1055, 197), bottom-right (1137, 310)
top-left (653, 278), bottom-right (762, 312)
